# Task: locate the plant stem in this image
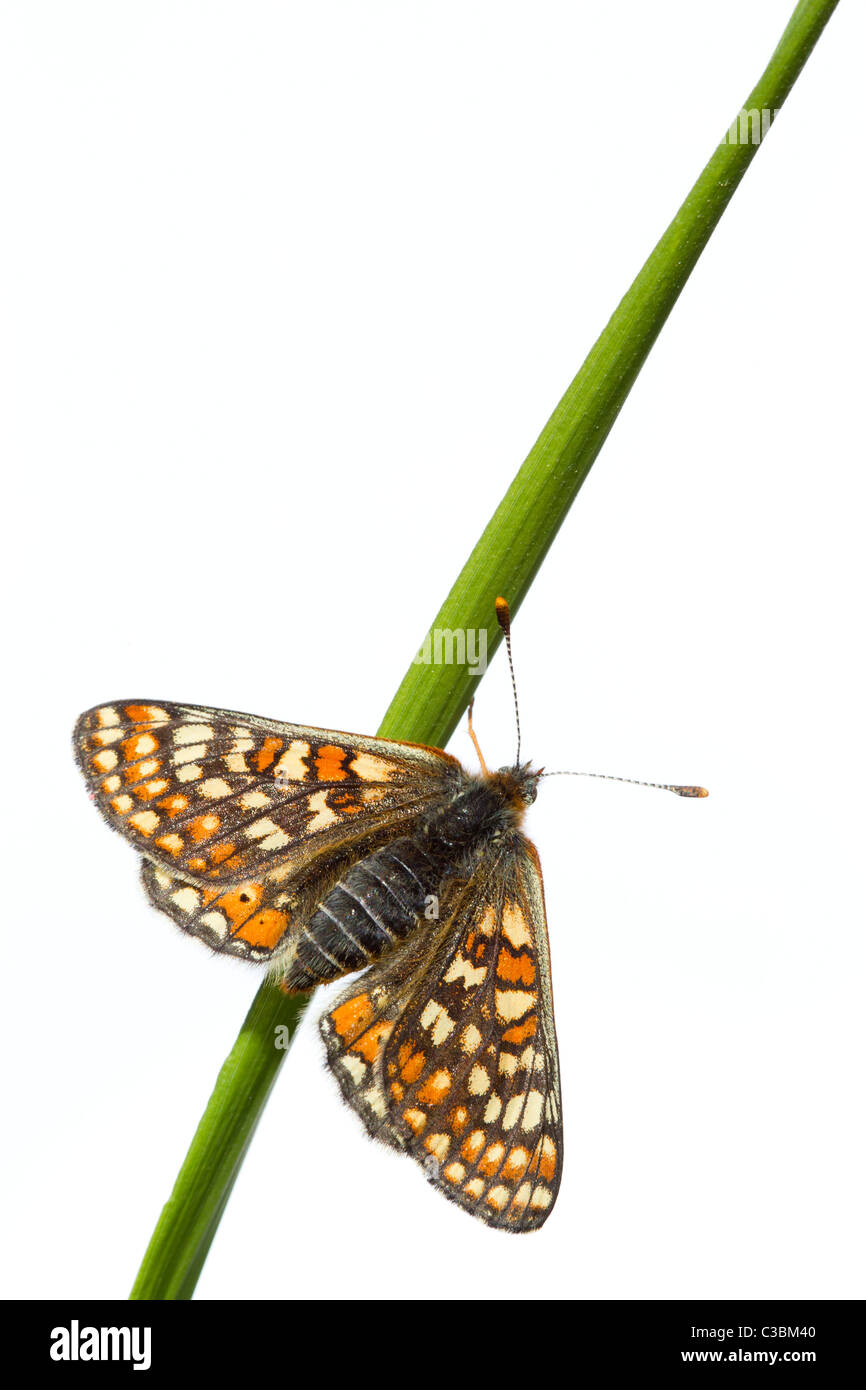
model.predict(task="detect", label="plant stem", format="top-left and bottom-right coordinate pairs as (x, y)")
top-left (130, 0), bottom-right (839, 1299)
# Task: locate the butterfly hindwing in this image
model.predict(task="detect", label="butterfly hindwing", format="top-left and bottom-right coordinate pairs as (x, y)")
top-left (321, 833), bottom-right (562, 1231)
top-left (141, 837), bottom-right (436, 975)
top-left (74, 701), bottom-right (459, 888)
top-left (141, 859), bottom-right (295, 962)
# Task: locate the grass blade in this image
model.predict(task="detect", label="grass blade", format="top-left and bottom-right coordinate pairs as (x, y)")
top-left (130, 0), bottom-right (839, 1299)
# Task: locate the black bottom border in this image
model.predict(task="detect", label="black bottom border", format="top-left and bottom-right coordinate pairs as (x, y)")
top-left (3, 1298), bottom-right (860, 1374)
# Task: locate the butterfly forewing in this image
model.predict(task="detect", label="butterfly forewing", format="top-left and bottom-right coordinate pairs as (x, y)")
top-left (74, 701), bottom-right (458, 886)
top-left (321, 833), bottom-right (562, 1231)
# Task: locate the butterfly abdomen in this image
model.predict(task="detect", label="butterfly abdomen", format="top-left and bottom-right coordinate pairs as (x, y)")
top-left (282, 778), bottom-right (512, 992)
top-left (283, 839), bottom-right (441, 990)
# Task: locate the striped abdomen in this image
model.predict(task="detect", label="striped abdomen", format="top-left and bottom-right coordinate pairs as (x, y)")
top-left (283, 779), bottom-right (514, 992)
top-left (284, 838), bottom-right (441, 990)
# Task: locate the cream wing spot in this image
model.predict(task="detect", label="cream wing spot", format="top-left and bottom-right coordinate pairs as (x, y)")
top-left (240, 790), bottom-right (271, 810)
top-left (199, 911), bottom-right (229, 937)
top-left (443, 954), bottom-right (487, 990)
top-left (462, 1131), bottom-right (485, 1160)
top-left (306, 790), bottom-right (338, 833)
top-left (486, 1185), bottom-right (510, 1212)
top-left (512, 1182), bottom-right (532, 1211)
top-left (198, 777), bottom-right (232, 799)
top-left (420, 1000), bottom-right (455, 1044)
top-left (171, 887), bottom-right (200, 915)
top-left (502, 1095), bottom-right (527, 1131)
top-left (363, 1087), bottom-right (387, 1119)
top-left (540, 1136), bottom-right (557, 1176)
top-left (259, 829), bottom-right (291, 852)
top-left (521, 1091), bottom-right (545, 1131)
top-left (273, 741), bottom-right (310, 781)
top-left (502, 902), bottom-right (531, 948)
top-left (467, 1064), bottom-right (490, 1095)
top-left (93, 727), bottom-right (125, 745)
top-left (173, 743), bottom-right (207, 765)
top-left (339, 1055), bottom-right (366, 1085)
top-left (530, 1186), bottom-right (553, 1211)
top-left (424, 1133), bottom-right (450, 1161)
top-left (130, 733), bottom-right (159, 757)
top-left (174, 724), bottom-right (214, 745)
top-left (156, 833), bottom-right (184, 856)
top-left (518, 1045), bottom-right (540, 1072)
top-left (504, 1146), bottom-right (530, 1178)
top-left (495, 989), bottom-right (534, 1022)
top-left (477, 904), bottom-right (497, 937)
top-left (348, 752), bottom-right (395, 782)
top-left (243, 818), bottom-right (280, 841)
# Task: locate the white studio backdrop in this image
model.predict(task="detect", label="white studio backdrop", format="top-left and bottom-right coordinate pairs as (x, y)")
top-left (1, 1), bottom-right (863, 1300)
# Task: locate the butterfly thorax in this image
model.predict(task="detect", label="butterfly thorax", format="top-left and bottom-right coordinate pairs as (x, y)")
top-left (418, 763), bottom-right (539, 854)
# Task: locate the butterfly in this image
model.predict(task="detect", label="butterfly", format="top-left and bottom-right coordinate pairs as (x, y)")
top-left (73, 599), bottom-right (705, 1232)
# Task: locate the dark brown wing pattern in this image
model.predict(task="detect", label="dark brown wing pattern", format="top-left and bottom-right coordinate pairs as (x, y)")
top-left (75, 700), bottom-right (459, 961)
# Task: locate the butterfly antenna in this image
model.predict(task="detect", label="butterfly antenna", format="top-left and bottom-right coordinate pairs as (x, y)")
top-left (542, 770), bottom-right (708, 798)
top-left (495, 596), bottom-right (521, 765)
top-left (466, 700), bottom-right (490, 777)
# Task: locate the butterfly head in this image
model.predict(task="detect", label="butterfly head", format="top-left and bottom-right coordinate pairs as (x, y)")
top-left (491, 761), bottom-right (542, 812)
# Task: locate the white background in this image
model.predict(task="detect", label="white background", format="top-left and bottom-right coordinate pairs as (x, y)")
top-left (2, 1), bottom-right (863, 1301)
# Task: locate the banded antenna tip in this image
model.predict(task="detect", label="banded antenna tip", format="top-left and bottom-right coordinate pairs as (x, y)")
top-left (494, 596), bottom-right (511, 635)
